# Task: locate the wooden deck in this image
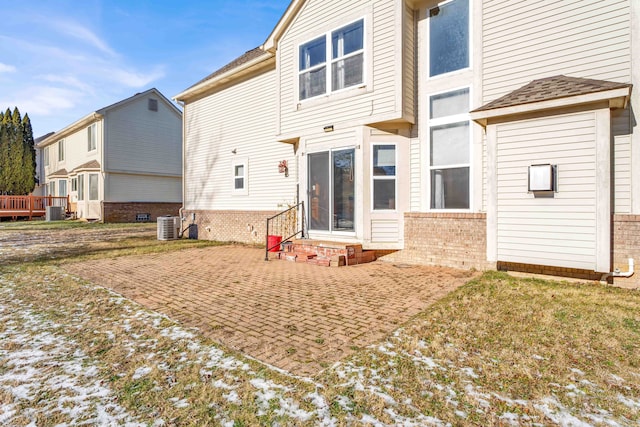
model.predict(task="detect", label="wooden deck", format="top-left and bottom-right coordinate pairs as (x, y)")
top-left (0, 195), bottom-right (69, 220)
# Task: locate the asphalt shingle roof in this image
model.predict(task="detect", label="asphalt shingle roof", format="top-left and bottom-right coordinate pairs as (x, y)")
top-left (185, 47), bottom-right (266, 91)
top-left (472, 75), bottom-right (632, 112)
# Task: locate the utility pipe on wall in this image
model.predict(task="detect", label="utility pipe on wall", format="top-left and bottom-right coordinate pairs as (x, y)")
top-left (601, 258), bottom-right (634, 283)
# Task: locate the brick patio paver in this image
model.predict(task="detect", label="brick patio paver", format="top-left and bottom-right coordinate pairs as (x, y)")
top-left (64, 245), bottom-right (475, 376)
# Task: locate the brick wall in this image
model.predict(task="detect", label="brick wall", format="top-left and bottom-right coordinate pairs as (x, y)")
top-left (384, 212), bottom-right (492, 270)
top-left (611, 214), bottom-right (640, 289)
top-left (182, 209), bottom-right (279, 245)
top-left (102, 202), bottom-right (181, 223)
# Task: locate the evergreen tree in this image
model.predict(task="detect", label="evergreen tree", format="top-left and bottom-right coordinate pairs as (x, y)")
top-left (22, 114), bottom-right (36, 194)
top-left (0, 108), bottom-right (36, 195)
top-left (8, 107), bottom-right (24, 194)
top-left (0, 109), bottom-right (12, 194)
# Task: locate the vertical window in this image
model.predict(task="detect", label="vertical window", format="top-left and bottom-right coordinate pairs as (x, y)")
top-left (372, 145), bottom-right (396, 210)
top-left (429, 88), bottom-right (470, 209)
top-left (148, 98), bottom-right (158, 111)
top-left (308, 149), bottom-right (355, 232)
top-left (299, 18), bottom-right (365, 100)
top-left (58, 180), bottom-right (67, 197)
top-left (87, 124), bottom-right (97, 151)
top-left (429, 0), bottom-right (469, 77)
top-left (77, 175), bottom-right (84, 200)
top-left (71, 177), bottom-right (77, 192)
top-left (331, 19), bottom-right (364, 91)
top-left (232, 159), bottom-right (248, 195)
top-left (58, 140), bottom-right (64, 161)
top-left (44, 147), bottom-right (49, 166)
top-left (88, 173), bottom-right (98, 200)
top-left (299, 36), bottom-right (326, 100)
top-left (48, 182), bottom-right (55, 196)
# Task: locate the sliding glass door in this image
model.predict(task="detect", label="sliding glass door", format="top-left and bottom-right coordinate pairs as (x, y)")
top-left (308, 148), bottom-right (355, 232)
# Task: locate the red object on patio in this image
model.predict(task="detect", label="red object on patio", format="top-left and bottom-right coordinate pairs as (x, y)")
top-left (267, 235), bottom-right (282, 252)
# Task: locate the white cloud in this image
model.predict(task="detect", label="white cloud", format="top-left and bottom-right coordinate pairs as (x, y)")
top-left (0, 86), bottom-right (79, 116)
top-left (0, 63), bottom-right (16, 73)
top-left (108, 66), bottom-right (166, 88)
top-left (39, 74), bottom-right (94, 94)
top-left (48, 20), bottom-right (117, 58)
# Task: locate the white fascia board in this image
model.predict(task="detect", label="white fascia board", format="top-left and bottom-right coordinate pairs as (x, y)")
top-left (37, 112), bottom-right (102, 148)
top-left (470, 87), bottom-right (632, 126)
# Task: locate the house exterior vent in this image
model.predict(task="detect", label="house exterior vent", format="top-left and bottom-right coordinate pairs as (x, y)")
top-left (148, 98), bottom-right (158, 111)
top-left (157, 216), bottom-right (180, 240)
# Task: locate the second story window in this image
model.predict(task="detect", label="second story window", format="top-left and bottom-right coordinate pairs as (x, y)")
top-left (58, 140), bottom-right (65, 162)
top-left (299, 18), bottom-right (364, 101)
top-left (429, 0), bottom-right (469, 77)
top-left (44, 146), bottom-right (49, 166)
top-left (87, 123), bottom-right (97, 152)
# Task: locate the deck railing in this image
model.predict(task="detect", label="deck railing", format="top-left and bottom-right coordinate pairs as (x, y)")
top-left (0, 195), bottom-right (69, 219)
top-left (265, 202), bottom-right (305, 260)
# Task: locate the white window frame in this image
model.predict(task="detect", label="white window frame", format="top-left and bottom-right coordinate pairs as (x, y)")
top-left (58, 179), bottom-right (67, 197)
top-left (71, 177), bottom-right (77, 192)
top-left (371, 143), bottom-right (397, 212)
top-left (77, 174), bottom-right (84, 201)
top-left (427, 86), bottom-right (472, 211)
top-left (231, 158), bottom-right (248, 196)
top-left (427, 0), bottom-right (472, 80)
top-left (44, 146), bottom-right (49, 166)
top-left (297, 16), bottom-right (366, 102)
top-left (58, 139), bottom-right (65, 162)
top-left (88, 173), bottom-right (99, 201)
top-left (87, 123), bottom-right (97, 152)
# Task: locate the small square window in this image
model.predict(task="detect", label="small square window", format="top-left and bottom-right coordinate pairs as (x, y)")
top-left (148, 98), bottom-right (158, 111)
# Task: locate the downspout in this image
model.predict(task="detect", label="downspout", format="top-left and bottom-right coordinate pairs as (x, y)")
top-left (177, 100), bottom-right (187, 237)
top-left (601, 258), bottom-right (635, 283)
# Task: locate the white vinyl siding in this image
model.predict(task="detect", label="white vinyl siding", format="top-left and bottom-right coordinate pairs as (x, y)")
top-left (482, 0), bottom-right (631, 104)
top-left (279, 0), bottom-right (404, 136)
top-left (104, 94), bottom-right (181, 177)
top-left (496, 112), bottom-right (598, 270)
top-left (104, 174), bottom-right (181, 202)
top-left (371, 219), bottom-right (399, 242)
top-left (184, 68), bottom-right (297, 211)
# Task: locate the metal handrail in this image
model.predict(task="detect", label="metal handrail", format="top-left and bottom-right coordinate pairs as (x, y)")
top-left (265, 201), bottom-right (305, 260)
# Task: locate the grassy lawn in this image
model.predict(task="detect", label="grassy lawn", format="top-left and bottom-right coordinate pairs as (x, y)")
top-left (1, 222), bottom-right (639, 425)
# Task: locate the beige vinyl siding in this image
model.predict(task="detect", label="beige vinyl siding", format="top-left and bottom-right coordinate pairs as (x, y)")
top-left (409, 134), bottom-right (420, 211)
top-left (104, 94), bottom-right (181, 176)
top-left (613, 108), bottom-right (631, 213)
top-left (184, 69), bottom-right (297, 211)
top-left (105, 173), bottom-right (181, 202)
top-left (483, 0), bottom-right (631, 104)
top-left (278, 0), bottom-right (403, 136)
top-left (496, 112), bottom-right (598, 270)
top-left (43, 121), bottom-right (102, 180)
top-left (402, 3), bottom-right (415, 120)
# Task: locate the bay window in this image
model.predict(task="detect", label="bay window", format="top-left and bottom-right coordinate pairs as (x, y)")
top-left (299, 18), bottom-right (364, 101)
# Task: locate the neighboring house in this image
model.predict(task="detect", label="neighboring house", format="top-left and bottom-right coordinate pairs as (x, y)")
top-left (33, 132), bottom-right (55, 197)
top-left (38, 88), bottom-right (182, 222)
top-left (175, 0), bottom-right (639, 287)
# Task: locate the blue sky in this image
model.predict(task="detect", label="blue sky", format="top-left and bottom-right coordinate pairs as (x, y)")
top-left (0, 0), bottom-right (290, 137)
